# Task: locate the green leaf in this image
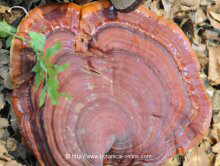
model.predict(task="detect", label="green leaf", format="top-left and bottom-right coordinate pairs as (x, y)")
top-left (45, 42), bottom-right (61, 60)
top-left (48, 87), bottom-right (59, 105)
top-left (29, 32), bottom-right (46, 53)
top-left (0, 21), bottom-right (16, 38)
top-left (34, 70), bottom-right (44, 90)
top-left (27, 33), bottom-right (69, 107)
top-left (48, 67), bottom-right (58, 78)
top-left (32, 61), bottom-right (40, 72)
top-left (6, 36), bottom-right (12, 48)
top-left (48, 76), bottom-right (59, 90)
top-left (0, 23), bottom-right (70, 107)
top-left (47, 76), bottom-right (60, 105)
top-left (39, 60), bottom-right (47, 73)
top-left (54, 64), bottom-right (70, 73)
top-left (39, 86), bottom-right (47, 107)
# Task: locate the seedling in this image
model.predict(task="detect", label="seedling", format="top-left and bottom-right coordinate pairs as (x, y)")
top-left (0, 21), bottom-right (71, 107)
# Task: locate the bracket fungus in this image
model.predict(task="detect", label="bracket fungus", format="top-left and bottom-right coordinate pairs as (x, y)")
top-left (10, 0), bottom-right (212, 165)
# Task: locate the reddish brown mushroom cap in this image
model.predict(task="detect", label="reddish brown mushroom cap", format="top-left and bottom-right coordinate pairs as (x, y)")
top-left (10, 1), bottom-right (212, 165)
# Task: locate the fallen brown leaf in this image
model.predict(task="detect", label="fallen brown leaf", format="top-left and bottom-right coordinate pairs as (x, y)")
top-left (183, 145), bottom-right (212, 166)
top-left (0, 5), bottom-right (9, 14)
top-left (208, 46), bottom-right (220, 85)
top-left (208, 4), bottom-right (220, 29)
top-left (214, 154), bottom-right (220, 166)
top-left (212, 142), bottom-right (220, 153)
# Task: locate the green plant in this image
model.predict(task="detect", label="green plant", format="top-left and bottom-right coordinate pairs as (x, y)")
top-left (0, 21), bottom-right (71, 107)
top-left (0, 21), bottom-right (17, 38)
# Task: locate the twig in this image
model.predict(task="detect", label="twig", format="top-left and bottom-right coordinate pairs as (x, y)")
top-left (82, 66), bottom-right (113, 84)
top-left (8, 6), bottom-right (29, 16)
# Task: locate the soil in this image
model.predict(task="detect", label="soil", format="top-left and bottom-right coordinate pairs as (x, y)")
top-left (0, 0), bottom-right (219, 166)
